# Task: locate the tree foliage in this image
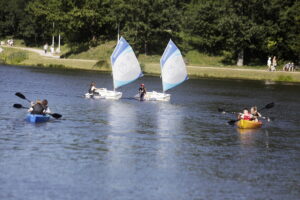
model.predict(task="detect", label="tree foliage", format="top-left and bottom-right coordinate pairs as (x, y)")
top-left (0, 0), bottom-right (299, 64)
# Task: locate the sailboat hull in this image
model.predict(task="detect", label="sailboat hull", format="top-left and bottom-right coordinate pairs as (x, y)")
top-left (85, 88), bottom-right (122, 100)
top-left (134, 91), bottom-right (170, 101)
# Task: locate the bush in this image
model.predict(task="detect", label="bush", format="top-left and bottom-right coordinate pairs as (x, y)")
top-left (48, 64), bottom-right (66, 69)
top-left (6, 51), bottom-right (28, 64)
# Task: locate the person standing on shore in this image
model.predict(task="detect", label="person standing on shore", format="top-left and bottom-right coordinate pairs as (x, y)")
top-left (267, 57), bottom-right (272, 71)
top-left (271, 56), bottom-right (277, 71)
top-left (43, 43), bottom-right (48, 54)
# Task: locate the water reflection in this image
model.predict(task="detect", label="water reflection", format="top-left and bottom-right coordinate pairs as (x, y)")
top-left (106, 100), bottom-right (137, 165)
top-left (237, 128), bottom-right (270, 149)
top-left (155, 102), bottom-right (183, 168)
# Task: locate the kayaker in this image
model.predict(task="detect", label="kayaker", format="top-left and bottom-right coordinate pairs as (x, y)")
top-left (238, 108), bottom-right (252, 121)
top-left (250, 106), bottom-right (261, 122)
top-left (88, 81), bottom-right (100, 95)
top-left (138, 83), bottom-right (147, 101)
top-left (28, 99), bottom-right (51, 115)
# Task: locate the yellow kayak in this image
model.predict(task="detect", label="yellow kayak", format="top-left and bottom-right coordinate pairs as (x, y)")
top-left (236, 119), bottom-right (262, 129)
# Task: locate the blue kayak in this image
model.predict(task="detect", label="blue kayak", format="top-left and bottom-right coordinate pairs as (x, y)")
top-left (26, 114), bottom-right (51, 123)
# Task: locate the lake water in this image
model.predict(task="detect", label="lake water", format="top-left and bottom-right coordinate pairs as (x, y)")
top-left (0, 65), bottom-right (299, 200)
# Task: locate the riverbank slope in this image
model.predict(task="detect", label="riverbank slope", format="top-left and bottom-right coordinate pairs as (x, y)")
top-left (1, 45), bottom-right (299, 83)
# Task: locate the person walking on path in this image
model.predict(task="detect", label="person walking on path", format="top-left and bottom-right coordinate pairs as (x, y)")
top-left (43, 43), bottom-right (48, 54)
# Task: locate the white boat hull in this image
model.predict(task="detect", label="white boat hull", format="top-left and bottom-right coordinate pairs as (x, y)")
top-left (134, 91), bottom-right (170, 101)
top-left (85, 88), bottom-right (122, 100)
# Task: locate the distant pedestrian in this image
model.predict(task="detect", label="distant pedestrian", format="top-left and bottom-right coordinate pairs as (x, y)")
top-left (50, 45), bottom-right (54, 54)
top-left (283, 63), bottom-right (290, 71)
top-left (267, 57), bottom-right (272, 71)
top-left (271, 56), bottom-right (277, 71)
top-left (43, 43), bottom-right (48, 54)
top-left (7, 39), bottom-right (13, 46)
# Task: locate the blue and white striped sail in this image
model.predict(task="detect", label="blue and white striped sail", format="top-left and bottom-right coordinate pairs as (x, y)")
top-left (160, 39), bottom-right (188, 92)
top-left (111, 37), bottom-right (143, 89)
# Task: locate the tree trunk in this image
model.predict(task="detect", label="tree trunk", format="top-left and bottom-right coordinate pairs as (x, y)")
top-left (237, 49), bottom-right (244, 66)
top-left (144, 41), bottom-right (147, 56)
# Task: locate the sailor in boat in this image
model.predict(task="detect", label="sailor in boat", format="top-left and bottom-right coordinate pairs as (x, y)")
top-left (88, 81), bottom-right (100, 96)
top-left (28, 99), bottom-right (51, 115)
top-left (238, 108), bottom-right (253, 121)
top-left (138, 83), bottom-right (147, 101)
top-left (250, 106), bottom-right (262, 122)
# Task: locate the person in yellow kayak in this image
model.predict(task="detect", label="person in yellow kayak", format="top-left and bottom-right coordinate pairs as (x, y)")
top-left (28, 99), bottom-right (51, 115)
top-left (250, 106), bottom-right (262, 122)
top-left (238, 108), bottom-right (253, 120)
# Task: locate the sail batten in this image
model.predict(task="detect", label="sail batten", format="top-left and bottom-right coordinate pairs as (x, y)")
top-left (111, 37), bottom-right (143, 89)
top-left (160, 39), bottom-right (188, 92)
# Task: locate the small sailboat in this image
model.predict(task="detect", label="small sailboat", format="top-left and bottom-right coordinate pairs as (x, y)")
top-left (85, 37), bottom-right (143, 100)
top-left (135, 39), bottom-right (188, 101)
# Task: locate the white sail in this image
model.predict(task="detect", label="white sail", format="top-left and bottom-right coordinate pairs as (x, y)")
top-left (160, 39), bottom-right (188, 92)
top-left (111, 37), bottom-right (143, 89)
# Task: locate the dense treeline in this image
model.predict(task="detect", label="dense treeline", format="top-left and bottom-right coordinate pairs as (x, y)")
top-left (0, 0), bottom-right (299, 65)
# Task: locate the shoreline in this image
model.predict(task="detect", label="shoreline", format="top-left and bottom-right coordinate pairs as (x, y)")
top-left (1, 46), bottom-right (300, 83)
top-left (3, 63), bottom-right (300, 85)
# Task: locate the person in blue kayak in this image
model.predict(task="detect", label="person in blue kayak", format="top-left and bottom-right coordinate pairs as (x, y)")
top-left (138, 83), bottom-right (147, 101)
top-left (28, 99), bottom-right (51, 114)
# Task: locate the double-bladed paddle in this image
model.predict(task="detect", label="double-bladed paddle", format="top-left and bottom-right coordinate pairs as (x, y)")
top-left (15, 92), bottom-right (31, 103)
top-left (14, 92), bottom-right (62, 119)
top-left (13, 103), bottom-right (62, 119)
top-left (227, 102), bottom-right (275, 126)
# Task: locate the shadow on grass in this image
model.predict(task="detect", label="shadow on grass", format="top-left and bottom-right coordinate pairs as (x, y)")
top-left (60, 43), bottom-right (90, 58)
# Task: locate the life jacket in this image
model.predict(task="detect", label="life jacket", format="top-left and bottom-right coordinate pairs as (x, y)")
top-left (139, 87), bottom-right (146, 94)
top-left (89, 86), bottom-right (96, 94)
top-left (31, 103), bottom-right (45, 114)
top-left (242, 114), bottom-right (252, 120)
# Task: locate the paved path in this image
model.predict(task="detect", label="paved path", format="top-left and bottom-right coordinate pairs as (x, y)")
top-left (4, 46), bottom-right (97, 62)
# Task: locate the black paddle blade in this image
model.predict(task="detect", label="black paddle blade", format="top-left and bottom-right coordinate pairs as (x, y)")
top-left (13, 104), bottom-right (23, 108)
top-left (50, 113), bottom-right (62, 119)
top-left (265, 102), bottom-right (275, 109)
top-left (228, 119), bottom-right (238, 126)
top-left (218, 108), bottom-right (224, 112)
top-left (15, 92), bottom-right (26, 99)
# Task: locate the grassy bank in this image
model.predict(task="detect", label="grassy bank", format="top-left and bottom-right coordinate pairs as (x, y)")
top-left (1, 44), bottom-right (300, 83)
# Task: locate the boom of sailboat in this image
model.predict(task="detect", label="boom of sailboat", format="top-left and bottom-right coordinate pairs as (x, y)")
top-left (85, 37), bottom-right (188, 101)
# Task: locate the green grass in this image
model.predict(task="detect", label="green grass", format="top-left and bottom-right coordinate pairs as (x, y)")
top-left (0, 47), bottom-right (28, 64)
top-left (63, 41), bottom-right (115, 60)
top-left (185, 50), bottom-right (224, 66)
top-left (276, 75), bottom-right (294, 82)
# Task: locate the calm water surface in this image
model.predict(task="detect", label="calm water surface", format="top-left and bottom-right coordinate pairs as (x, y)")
top-left (0, 65), bottom-right (299, 200)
